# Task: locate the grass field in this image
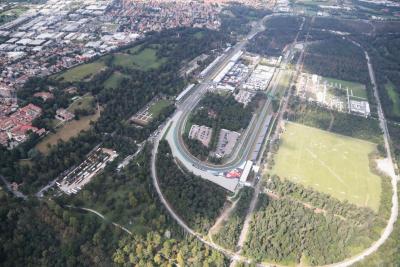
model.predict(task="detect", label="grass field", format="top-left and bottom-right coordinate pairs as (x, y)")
top-left (322, 77), bottom-right (367, 99)
top-left (113, 47), bottom-right (165, 71)
top-left (271, 122), bottom-right (381, 211)
top-left (52, 43), bottom-right (164, 83)
top-left (36, 108), bottom-right (101, 154)
top-left (103, 72), bottom-right (127, 89)
top-left (54, 61), bottom-right (106, 83)
top-left (0, 6), bottom-right (28, 16)
top-left (67, 94), bottom-right (95, 113)
top-left (385, 81), bottom-right (400, 117)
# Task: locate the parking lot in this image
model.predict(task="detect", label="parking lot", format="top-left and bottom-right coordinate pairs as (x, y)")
top-left (57, 147), bottom-right (118, 195)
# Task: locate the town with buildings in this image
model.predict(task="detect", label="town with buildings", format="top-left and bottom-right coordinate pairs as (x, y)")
top-left (0, 0), bottom-right (235, 150)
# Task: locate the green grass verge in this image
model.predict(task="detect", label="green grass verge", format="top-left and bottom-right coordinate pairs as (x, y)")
top-left (271, 122), bottom-right (381, 211)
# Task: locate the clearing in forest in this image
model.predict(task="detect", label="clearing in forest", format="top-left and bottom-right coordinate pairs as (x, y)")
top-left (271, 122), bottom-right (381, 211)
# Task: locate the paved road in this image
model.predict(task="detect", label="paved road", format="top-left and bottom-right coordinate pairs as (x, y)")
top-left (0, 175), bottom-right (27, 200)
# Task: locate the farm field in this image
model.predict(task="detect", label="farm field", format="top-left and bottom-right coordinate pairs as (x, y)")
top-left (36, 108), bottom-right (101, 154)
top-left (322, 77), bottom-right (367, 99)
top-left (53, 61), bottom-right (106, 82)
top-left (385, 81), bottom-right (400, 117)
top-left (271, 122), bottom-right (382, 211)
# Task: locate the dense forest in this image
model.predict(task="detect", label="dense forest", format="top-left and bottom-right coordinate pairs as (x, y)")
top-left (113, 233), bottom-right (227, 266)
top-left (243, 193), bottom-right (376, 265)
top-left (303, 37), bottom-right (370, 84)
top-left (0, 191), bottom-right (124, 267)
top-left (243, 173), bottom-right (390, 265)
top-left (353, 33), bottom-right (400, 121)
top-left (247, 16), bottom-right (302, 57)
top-left (266, 175), bottom-right (389, 229)
top-left (311, 17), bottom-right (373, 35)
top-left (65, 145), bottom-right (167, 233)
top-left (156, 141), bottom-right (227, 234)
top-left (213, 187), bottom-right (254, 250)
top-left (0, 145), bottom-right (229, 266)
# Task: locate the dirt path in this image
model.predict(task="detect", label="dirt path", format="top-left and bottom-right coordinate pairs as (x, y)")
top-left (208, 198), bottom-right (240, 240)
top-left (67, 205), bottom-right (132, 235)
top-left (207, 198), bottom-right (240, 245)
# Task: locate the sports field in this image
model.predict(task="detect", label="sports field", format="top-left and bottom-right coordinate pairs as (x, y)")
top-left (271, 122), bottom-right (382, 211)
